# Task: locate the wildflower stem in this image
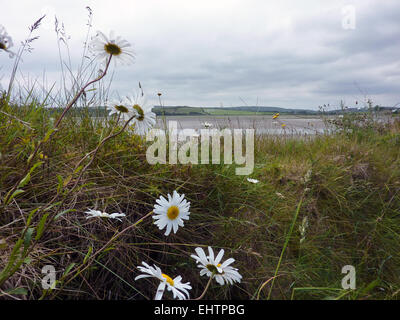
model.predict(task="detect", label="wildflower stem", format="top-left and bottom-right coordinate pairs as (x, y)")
top-left (194, 273), bottom-right (214, 300)
top-left (3, 55), bottom-right (112, 207)
top-left (54, 54), bottom-right (112, 128)
top-left (69, 113), bottom-right (137, 192)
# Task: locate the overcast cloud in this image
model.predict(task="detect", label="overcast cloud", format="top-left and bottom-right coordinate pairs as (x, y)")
top-left (1, 0), bottom-right (399, 109)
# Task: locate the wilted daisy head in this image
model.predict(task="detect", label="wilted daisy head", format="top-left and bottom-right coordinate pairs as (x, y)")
top-left (85, 209), bottom-right (126, 222)
top-left (191, 246), bottom-right (242, 286)
top-left (126, 95), bottom-right (156, 135)
top-left (90, 30), bottom-right (134, 65)
top-left (106, 99), bottom-right (134, 121)
top-left (152, 190), bottom-right (190, 236)
top-left (204, 122), bottom-right (213, 129)
top-left (0, 25), bottom-right (15, 58)
top-left (135, 261), bottom-right (191, 300)
top-left (247, 178), bottom-right (259, 184)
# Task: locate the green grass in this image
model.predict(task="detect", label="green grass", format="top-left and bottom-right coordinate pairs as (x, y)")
top-left (1, 98), bottom-right (400, 300)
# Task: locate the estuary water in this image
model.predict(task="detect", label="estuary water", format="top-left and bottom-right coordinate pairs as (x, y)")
top-left (155, 115), bottom-right (328, 135)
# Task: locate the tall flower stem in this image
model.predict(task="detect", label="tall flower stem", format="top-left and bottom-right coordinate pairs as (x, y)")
top-left (194, 273), bottom-right (214, 300)
top-left (0, 54), bottom-right (114, 288)
top-left (68, 112), bottom-right (137, 192)
top-left (54, 55), bottom-right (112, 128)
top-left (3, 55), bottom-right (112, 206)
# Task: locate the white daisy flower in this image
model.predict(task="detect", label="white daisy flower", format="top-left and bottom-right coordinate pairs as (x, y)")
top-left (125, 95), bottom-right (156, 135)
top-left (275, 192), bottom-right (285, 199)
top-left (247, 178), bottom-right (259, 184)
top-left (90, 30), bottom-right (134, 65)
top-left (135, 261), bottom-right (191, 300)
top-left (191, 246), bottom-right (242, 286)
top-left (106, 99), bottom-right (134, 121)
top-left (152, 190), bottom-right (190, 236)
top-left (0, 25), bottom-right (15, 58)
top-left (85, 209), bottom-right (126, 222)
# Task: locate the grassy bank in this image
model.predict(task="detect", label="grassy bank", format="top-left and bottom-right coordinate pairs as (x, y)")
top-left (1, 100), bottom-right (400, 300)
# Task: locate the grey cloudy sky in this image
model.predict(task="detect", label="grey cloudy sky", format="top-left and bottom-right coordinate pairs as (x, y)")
top-left (1, 0), bottom-right (399, 109)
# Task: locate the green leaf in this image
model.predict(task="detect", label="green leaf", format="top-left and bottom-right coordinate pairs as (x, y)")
top-left (26, 208), bottom-right (39, 227)
top-left (102, 247), bottom-right (115, 254)
top-left (18, 173), bottom-right (31, 188)
top-left (83, 245), bottom-right (93, 264)
top-left (56, 175), bottom-right (63, 193)
top-left (27, 152), bottom-right (35, 164)
top-left (63, 263), bottom-right (76, 277)
top-left (43, 202), bottom-right (61, 212)
top-left (19, 161), bottom-right (43, 188)
top-left (73, 165), bottom-right (84, 174)
top-left (24, 257), bottom-right (33, 265)
top-left (23, 228), bottom-right (34, 251)
top-left (5, 189), bottom-right (25, 205)
top-left (361, 279), bottom-right (380, 296)
top-left (5, 287), bottom-right (28, 296)
top-left (63, 175), bottom-right (72, 187)
top-left (0, 239), bottom-right (23, 278)
top-left (35, 213), bottom-right (49, 241)
top-left (75, 182), bottom-right (95, 192)
top-left (43, 128), bottom-right (56, 143)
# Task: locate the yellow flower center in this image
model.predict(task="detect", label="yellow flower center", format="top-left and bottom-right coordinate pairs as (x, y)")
top-left (206, 264), bottom-right (223, 274)
top-left (162, 274), bottom-right (174, 286)
top-left (133, 104), bottom-right (145, 121)
top-left (167, 206), bottom-right (179, 220)
top-left (115, 105), bottom-right (129, 113)
top-left (104, 43), bottom-right (122, 55)
top-left (0, 42), bottom-right (6, 50)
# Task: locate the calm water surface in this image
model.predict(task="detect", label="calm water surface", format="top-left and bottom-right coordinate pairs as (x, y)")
top-left (156, 115), bottom-right (328, 135)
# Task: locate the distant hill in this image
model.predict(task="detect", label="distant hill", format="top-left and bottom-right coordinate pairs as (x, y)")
top-left (43, 105), bottom-right (399, 117)
top-left (152, 105), bottom-right (318, 116)
top-left (152, 105), bottom-right (398, 116)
